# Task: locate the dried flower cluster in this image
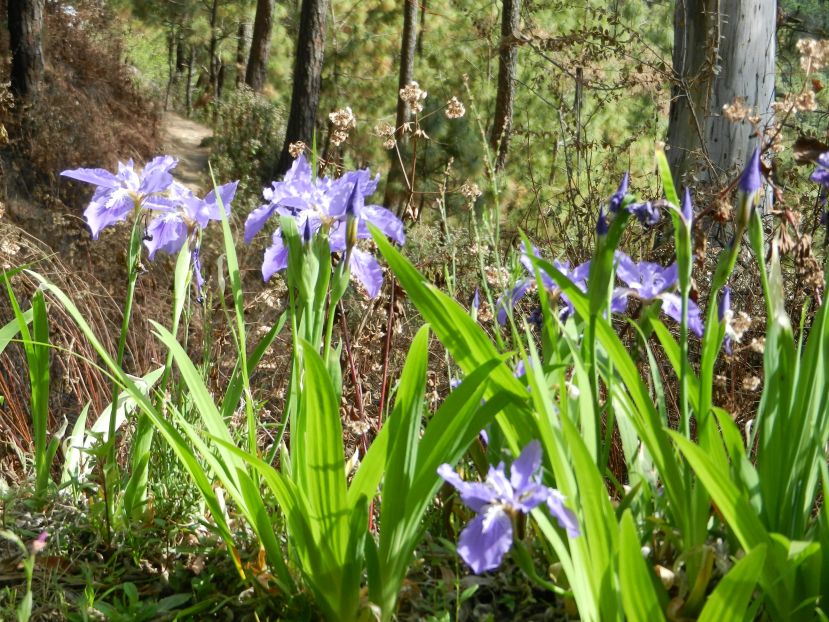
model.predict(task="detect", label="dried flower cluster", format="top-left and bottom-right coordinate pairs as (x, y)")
top-left (723, 309), bottom-right (752, 346)
top-left (771, 91), bottom-right (818, 115)
top-left (288, 141), bottom-right (307, 159)
top-left (459, 180), bottom-right (482, 200)
top-left (797, 38), bottom-right (829, 74)
top-left (400, 81), bottom-right (427, 114)
top-left (374, 121), bottom-right (396, 150)
top-left (742, 375), bottom-right (762, 392)
top-left (722, 97), bottom-right (749, 122)
top-left (793, 235), bottom-right (825, 292)
top-left (445, 96), bottom-right (466, 119)
top-left (329, 106), bottom-right (356, 146)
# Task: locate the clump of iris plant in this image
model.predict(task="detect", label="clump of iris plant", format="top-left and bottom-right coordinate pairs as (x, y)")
top-left (244, 154), bottom-right (405, 298)
top-left (438, 441), bottom-right (579, 573)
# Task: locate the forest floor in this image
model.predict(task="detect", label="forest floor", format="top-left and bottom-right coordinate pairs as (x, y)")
top-left (160, 112), bottom-right (213, 191)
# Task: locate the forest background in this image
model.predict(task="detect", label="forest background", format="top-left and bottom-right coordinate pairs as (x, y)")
top-left (2, 0), bottom-right (829, 619)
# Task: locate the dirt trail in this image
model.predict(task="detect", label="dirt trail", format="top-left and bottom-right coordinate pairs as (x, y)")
top-left (160, 112), bottom-right (213, 192)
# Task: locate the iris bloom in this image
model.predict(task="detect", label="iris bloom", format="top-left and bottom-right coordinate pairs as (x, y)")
top-left (627, 201), bottom-right (661, 228)
top-left (143, 181), bottom-right (238, 298)
top-left (438, 441), bottom-right (579, 574)
top-left (61, 156), bottom-right (178, 238)
top-left (608, 173), bottom-right (629, 213)
top-left (246, 154), bottom-right (405, 298)
top-left (144, 181), bottom-right (238, 259)
top-left (497, 243), bottom-right (627, 325)
top-left (812, 152), bottom-right (829, 187)
top-left (615, 252), bottom-right (704, 336)
top-left (740, 148), bottom-right (763, 194)
top-left (719, 286), bottom-right (732, 354)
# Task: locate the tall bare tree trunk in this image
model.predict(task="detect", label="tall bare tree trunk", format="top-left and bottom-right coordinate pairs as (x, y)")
top-left (185, 46), bottom-right (195, 117)
top-left (236, 21), bottom-right (248, 87)
top-left (490, 0), bottom-right (520, 172)
top-left (276, 0), bottom-right (329, 175)
top-left (7, 0), bottom-right (45, 100)
top-left (666, 0), bottom-right (776, 186)
top-left (246, 0), bottom-right (274, 92)
top-left (208, 0), bottom-right (220, 99)
top-left (416, 0), bottom-right (426, 58)
top-left (394, 0), bottom-right (418, 137)
top-left (382, 0), bottom-right (419, 210)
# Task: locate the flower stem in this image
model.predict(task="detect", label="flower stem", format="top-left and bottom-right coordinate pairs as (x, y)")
top-left (104, 216), bottom-right (143, 541)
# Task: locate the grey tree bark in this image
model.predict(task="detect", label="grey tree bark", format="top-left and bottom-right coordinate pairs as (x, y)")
top-left (276, 0), bottom-right (329, 175)
top-left (246, 0), bottom-right (275, 92)
top-left (490, 0), bottom-right (521, 172)
top-left (7, 0), bottom-right (45, 99)
top-left (666, 0), bottom-right (776, 186)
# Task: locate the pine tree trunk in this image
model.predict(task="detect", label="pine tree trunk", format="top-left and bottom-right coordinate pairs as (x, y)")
top-left (7, 0), bottom-right (45, 100)
top-left (490, 0), bottom-right (521, 172)
top-left (175, 34), bottom-right (187, 75)
top-left (208, 0), bottom-right (220, 99)
top-left (236, 21), bottom-right (248, 87)
top-left (416, 0), bottom-right (426, 58)
top-left (666, 0), bottom-right (776, 185)
top-left (185, 47), bottom-right (195, 117)
top-left (276, 0), bottom-right (329, 176)
top-left (394, 0), bottom-right (418, 137)
top-left (382, 0), bottom-right (419, 211)
top-left (246, 0), bottom-right (274, 92)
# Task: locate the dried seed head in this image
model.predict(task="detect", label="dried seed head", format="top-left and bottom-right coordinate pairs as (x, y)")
top-left (374, 121), bottom-right (395, 138)
top-left (713, 197), bottom-right (732, 223)
top-left (329, 106), bottom-right (356, 130)
top-left (749, 337), bottom-right (765, 354)
top-left (796, 90), bottom-right (818, 112)
top-left (400, 81), bottom-right (427, 113)
top-left (797, 38), bottom-right (829, 74)
top-left (725, 311), bottom-right (752, 343)
top-left (460, 180), bottom-right (482, 200)
top-left (445, 96), bottom-right (466, 119)
top-left (288, 141), bottom-right (307, 159)
top-left (742, 375), bottom-right (762, 392)
top-left (722, 97), bottom-right (749, 122)
top-left (329, 107), bottom-right (356, 146)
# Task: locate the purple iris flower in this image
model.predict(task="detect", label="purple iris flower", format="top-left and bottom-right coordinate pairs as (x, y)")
top-left (627, 201), bottom-right (660, 228)
top-left (437, 441), bottom-right (579, 573)
top-left (681, 187), bottom-right (694, 225)
top-left (811, 152), bottom-right (829, 187)
top-left (144, 181), bottom-right (238, 259)
top-left (61, 156), bottom-right (178, 238)
top-left (739, 148), bottom-right (763, 195)
top-left (143, 180), bottom-right (237, 295)
top-left (596, 207), bottom-right (610, 236)
top-left (719, 286), bottom-right (732, 354)
top-left (247, 154), bottom-right (404, 299)
top-left (497, 244), bottom-right (627, 325)
top-left (615, 252), bottom-right (703, 336)
top-left (608, 173), bottom-right (630, 213)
